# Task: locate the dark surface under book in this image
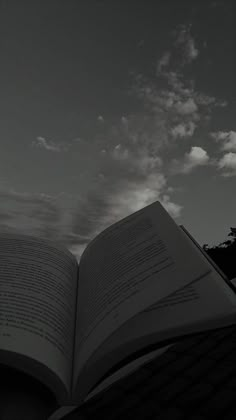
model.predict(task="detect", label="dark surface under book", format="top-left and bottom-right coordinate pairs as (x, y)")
top-left (60, 321), bottom-right (236, 420)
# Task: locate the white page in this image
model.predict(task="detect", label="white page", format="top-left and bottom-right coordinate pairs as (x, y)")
top-left (0, 233), bottom-right (78, 393)
top-left (84, 344), bottom-right (172, 402)
top-left (86, 269), bottom-right (236, 364)
top-left (178, 225), bottom-right (236, 307)
top-left (73, 201), bottom-right (211, 386)
top-left (74, 269), bottom-right (236, 402)
top-left (231, 278), bottom-right (236, 287)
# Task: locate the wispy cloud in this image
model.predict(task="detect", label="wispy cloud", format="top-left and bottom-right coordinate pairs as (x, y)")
top-left (6, 21), bottom-right (231, 261)
top-left (0, 188), bottom-right (90, 259)
top-left (216, 152), bottom-right (236, 177)
top-left (31, 136), bottom-right (69, 152)
top-left (110, 140), bottom-right (163, 175)
top-left (130, 23), bottom-right (230, 181)
top-left (70, 172), bottom-right (182, 255)
top-left (134, 58), bottom-right (225, 147)
top-left (97, 115), bottom-right (105, 123)
top-left (0, 189), bottom-right (61, 238)
top-left (211, 131), bottom-right (236, 152)
top-left (171, 121), bottom-right (197, 139)
top-left (161, 194), bottom-right (183, 218)
top-left (105, 174), bottom-right (183, 222)
top-left (218, 152), bottom-right (236, 170)
top-left (157, 51), bottom-right (171, 72)
top-left (175, 97), bottom-right (198, 116)
top-left (63, 21), bottom-right (230, 258)
top-left (209, 131), bottom-right (236, 177)
top-left (111, 143), bottom-right (130, 161)
top-left (174, 24), bottom-right (199, 65)
top-left (170, 146), bottom-right (210, 174)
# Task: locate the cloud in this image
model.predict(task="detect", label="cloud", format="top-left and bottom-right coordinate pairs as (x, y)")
top-left (134, 69), bottom-right (219, 145)
top-left (31, 136), bottom-right (69, 152)
top-left (68, 135), bottom-right (180, 249)
top-left (209, 0), bottom-right (229, 8)
top-left (148, 24), bottom-right (228, 147)
top-left (171, 121), bottom-right (196, 138)
top-left (106, 174), bottom-right (167, 219)
top-left (161, 194), bottom-right (183, 218)
top-left (111, 144), bottom-right (130, 161)
top-left (174, 24), bottom-right (199, 64)
top-left (175, 98), bottom-right (198, 115)
top-left (157, 51), bottom-right (171, 72)
top-left (186, 38), bottom-right (199, 61)
top-left (70, 20), bottom-right (224, 251)
top-left (0, 189), bottom-right (56, 206)
top-left (110, 141), bottom-right (163, 175)
top-left (215, 152), bottom-right (236, 177)
top-left (9, 21), bottom-right (230, 262)
top-left (209, 131), bottom-right (236, 176)
top-left (0, 188), bottom-right (93, 259)
top-left (137, 39), bottom-right (145, 48)
top-left (170, 146), bottom-right (210, 174)
top-left (121, 115), bottom-right (129, 130)
top-left (95, 173), bottom-right (182, 234)
top-left (34, 18), bottom-right (230, 265)
top-left (0, 189), bottom-right (62, 239)
top-left (195, 93), bottom-right (220, 106)
top-left (133, 74), bottom-right (199, 140)
top-left (182, 146), bottom-right (210, 173)
top-left (134, 154), bottom-right (163, 175)
top-left (136, 36), bottom-right (226, 146)
top-left (68, 128), bottom-right (182, 260)
top-left (211, 131), bottom-right (236, 152)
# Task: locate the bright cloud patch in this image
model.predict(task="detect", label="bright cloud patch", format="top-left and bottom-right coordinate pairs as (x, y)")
top-left (134, 30), bottom-right (224, 144)
top-left (71, 21), bottom-right (229, 254)
top-left (32, 136), bottom-right (68, 152)
top-left (211, 131), bottom-right (236, 152)
top-left (175, 98), bottom-right (198, 115)
top-left (216, 152), bottom-right (236, 177)
top-left (97, 115), bottom-right (105, 123)
top-left (161, 194), bottom-right (183, 218)
top-left (170, 147), bottom-right (210, 174)
top-left (111, 144), bottom-right (130, 161)
top-left (18, 21), bottom-right (231, 262)
top-left (171, 121), bottom-right (196, 138)
top-left (157, 51), bottom-right (171, 72)
top-left (174, 23), bottom-right (199, 64)
top-left (182, 146), bottom-right (209, 173)
top-left (99, 172), bottom-right (181, 231)
top-left (110, 141), bottom-right (163, 175)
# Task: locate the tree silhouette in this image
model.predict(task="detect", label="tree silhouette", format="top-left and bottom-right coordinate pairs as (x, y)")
top-left (202, 227), bottom-right (236, 281)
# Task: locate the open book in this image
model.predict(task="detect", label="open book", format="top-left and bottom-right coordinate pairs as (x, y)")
top-left (0, 201), bottom-right (236, 415)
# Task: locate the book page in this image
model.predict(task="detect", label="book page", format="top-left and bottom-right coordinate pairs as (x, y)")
top-left (178, 225), bottom-right (236, 306)
top-left (73, 200), bottom-right (211, 386)
top-left (0, 233), bottom-right (78, 395)
top-left (74, 269), bottom-right (236, 402)
top-left (84, 345), bottom-right (172, 402)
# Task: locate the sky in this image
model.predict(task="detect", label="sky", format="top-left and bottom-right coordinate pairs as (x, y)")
top-left (0, 0), bottom-right (235, 261)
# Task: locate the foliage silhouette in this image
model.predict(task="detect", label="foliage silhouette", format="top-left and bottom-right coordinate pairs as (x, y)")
top-left (202, 228), bottom-right (236, 281)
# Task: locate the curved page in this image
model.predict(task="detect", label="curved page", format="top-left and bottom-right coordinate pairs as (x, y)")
top-left (0, 233), bottom-right (78, 396)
